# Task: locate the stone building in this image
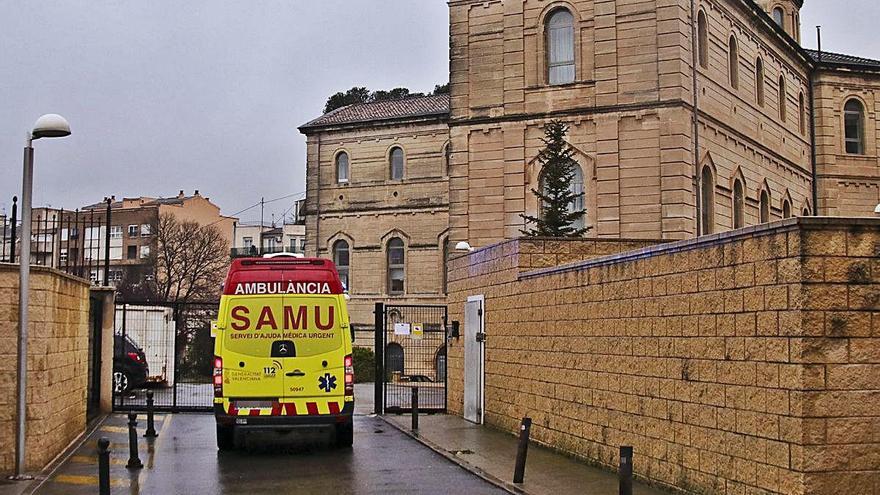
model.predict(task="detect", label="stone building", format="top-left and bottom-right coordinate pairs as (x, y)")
top-left (299, 96), bottom-right (451, 330)
top-left (300, 0), bottom-right (880, 323)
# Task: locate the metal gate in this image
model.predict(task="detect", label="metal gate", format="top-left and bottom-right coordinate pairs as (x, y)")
top-left (373, 303), bottom-right (448, 414)
top-left (113, 301), bottom-right (218, 412)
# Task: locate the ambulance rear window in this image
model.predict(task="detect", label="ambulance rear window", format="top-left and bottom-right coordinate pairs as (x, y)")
top-left (223, 296), bottom-right (344, 358)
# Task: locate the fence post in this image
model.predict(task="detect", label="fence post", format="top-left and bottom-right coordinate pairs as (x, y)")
top-left (126, 413), bottom-right (142, 469)
top-left (103, 198), bottom-right (111, 286)
top-left (373, 302), bottom-right (384, 415)
top-left (9, 196), bottom-right (17, 263)
top-left (411, 386), bottom-right (419, 432)
top-left (619, 446), bottom-right (633, 495)
top-left (144, 391), bottom-right (158, 438)
top-left (97, 437), bottom-right (110, 495)
top-left (513, 417), bottom-right (532, 484)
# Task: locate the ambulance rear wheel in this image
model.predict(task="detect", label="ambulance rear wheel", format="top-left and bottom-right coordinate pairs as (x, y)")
top-left (217, 424), bottom-right (234, 451)
top-left (335, 419), bottom-right (353, 448)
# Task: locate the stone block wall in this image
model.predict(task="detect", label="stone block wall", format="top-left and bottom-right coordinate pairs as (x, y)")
top-left (447, 218), bottom-right (880, 494)
top-left (0, 264), bottom-right (91, 474)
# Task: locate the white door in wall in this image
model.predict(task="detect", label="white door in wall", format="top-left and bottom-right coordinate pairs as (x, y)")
top-left (463, 295), bottom-right (484, 424)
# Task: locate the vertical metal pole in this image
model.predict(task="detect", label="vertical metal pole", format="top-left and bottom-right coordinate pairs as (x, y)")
top-left (103, 198), bottom-right (111, 286)
top-left (97, 437), bottom-right (110, 495)
top-left (13, 144), bottom-right (34, 480)
top-left (259, 197), bottom-right (265, 254)
top-left (172, 304), bottom-right (179, 412)
top-left (411, 386), bottom-right (419, 432)
top-left (513, 417), bottom-right (532, 484)
top-left (9, 196), bottom-right (17, 263)
top-left (373, 302), bottom-right (384, 415)
top-left (619, 446), bottom-right (633, 495)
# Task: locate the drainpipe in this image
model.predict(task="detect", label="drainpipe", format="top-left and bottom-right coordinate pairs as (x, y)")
top-left (315, 133), bottom-right (321, 257)
top-left (808, 26), bottom-right (821, 214)
top-left (690, 0), bottom-right (703, 236)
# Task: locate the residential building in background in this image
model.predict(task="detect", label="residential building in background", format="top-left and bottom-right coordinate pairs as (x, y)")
top-left (231, 220), bottom-right (306, 258)
top-left (299, 96), bottom-right (450, 330)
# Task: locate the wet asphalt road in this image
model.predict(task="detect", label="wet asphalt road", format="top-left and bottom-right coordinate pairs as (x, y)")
top-left (138, 413), bottom-right (508, 494)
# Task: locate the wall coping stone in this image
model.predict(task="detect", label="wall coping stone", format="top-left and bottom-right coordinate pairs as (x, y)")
top-left (507, 217), bottom-right (880, 279)
top-left (0, 262), bottom-right (91, 286)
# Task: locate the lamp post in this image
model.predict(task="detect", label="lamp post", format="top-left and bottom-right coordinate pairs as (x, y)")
top-left (11, 114), bottom-right (71, 481)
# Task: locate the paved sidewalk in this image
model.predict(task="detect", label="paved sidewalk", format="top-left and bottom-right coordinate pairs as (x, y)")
top-left (383, 414), bottom-right (668, 495)
top-left (0, 412), bottom-right (168, 495)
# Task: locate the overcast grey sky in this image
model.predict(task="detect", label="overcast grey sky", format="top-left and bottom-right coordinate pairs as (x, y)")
top-left (1, 1), bottom-right (877, 222)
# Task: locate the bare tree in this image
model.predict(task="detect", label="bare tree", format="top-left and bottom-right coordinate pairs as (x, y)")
top-left (154, 213), bottom-right (229, 302)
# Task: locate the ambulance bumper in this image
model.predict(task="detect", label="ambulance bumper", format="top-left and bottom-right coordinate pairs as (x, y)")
top-left (214, 402), bottom-right (353, 428)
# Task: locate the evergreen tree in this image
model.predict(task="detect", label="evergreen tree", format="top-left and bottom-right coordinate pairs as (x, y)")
top-left (521, 121), bottom-right (589, 237)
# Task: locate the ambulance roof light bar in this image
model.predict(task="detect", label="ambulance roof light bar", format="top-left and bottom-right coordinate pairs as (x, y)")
top-left (263, 252), bottom-right (305, 259)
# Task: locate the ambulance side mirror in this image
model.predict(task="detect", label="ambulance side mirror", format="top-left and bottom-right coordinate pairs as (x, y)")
top-left (211, 320), bottom-right (222, 338)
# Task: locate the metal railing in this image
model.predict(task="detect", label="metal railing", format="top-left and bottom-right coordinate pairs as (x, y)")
top-left (3, 196), bottom-right (114, 284)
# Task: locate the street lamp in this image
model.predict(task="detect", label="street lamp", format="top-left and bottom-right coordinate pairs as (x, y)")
top-left (11, 114), bottom-right (71, 481)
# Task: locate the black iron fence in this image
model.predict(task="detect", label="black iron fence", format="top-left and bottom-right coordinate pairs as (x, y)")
top-left (2, 196), bottom-right (114, 284)
top-left (113, 300), bottom-right (218, 412)
top-left (374, 303), bottom-right (448, 414)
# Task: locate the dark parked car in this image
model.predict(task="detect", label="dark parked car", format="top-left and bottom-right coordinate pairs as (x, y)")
top-left (113, 335), bottom-right (149, 394)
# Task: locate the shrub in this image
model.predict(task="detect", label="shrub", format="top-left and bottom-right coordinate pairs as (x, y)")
top-left (352, 346), bottom-right (375, 383)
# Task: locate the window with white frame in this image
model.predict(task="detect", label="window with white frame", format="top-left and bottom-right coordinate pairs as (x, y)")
top-left (140, 224), bottom-right (151, 236)
top-left (110, 225), bottom-right (123, 239)
top-left (140, 245), bottom-right (151, 259)
top-left (128, 225), bottom-right (138, 237)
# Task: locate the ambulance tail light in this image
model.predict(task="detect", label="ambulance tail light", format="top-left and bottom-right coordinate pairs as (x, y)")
top-left (213, 356), bottom-right (223, 397)
top-left (344, 354), bottom-right (354, 395)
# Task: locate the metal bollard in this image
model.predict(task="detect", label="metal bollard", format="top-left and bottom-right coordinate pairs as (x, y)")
top-left (97, 437), bottom-right (111, 495)
top-left (411, 386), bottom-right (419, 432)
top-left (513, 417), bottom-right (532, 484)
top-left (619, 446), bottom-right (633, 495)
top-left (144, 391), bottom-right (157, 438)
top-left (126, 413), bottom-right (143, 469)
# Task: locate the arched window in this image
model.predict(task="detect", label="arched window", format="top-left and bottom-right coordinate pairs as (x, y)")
top-left (802, 207), bottom-right (810, 217)
top-left (387, 237), bottom-right (405, 295)
top-left (697, 11), bottom-right (709, 69)
top-left (335, 151), bottom-right (349, 184)
top-left (782, 199), bottom-right (792, 219)
top-left (539, 164), bottom-right (586, 231)
top-left (700, 166), bottom-right (715, 234)
top-left (386, 343), bottom-right (404, 374)
top-left (798, 92), bottom-right (806, 135)
top-left (728, 36), bottom-right (739, 89)
top-left (389, 147), bottom-right (405, 180)
top-left (778, 76), bottom-right (787, 121)
top-left (756, 57), bottom-right (765, 106)
top-left (570, 165), bottom-right (585, 230)
top-left (760, 189), bottom-right (770, 223)
top-left (333, 240), bottom-right (350, 291)
top-left (435, 346), bottom-right (447, 381)
top-left (844, 99), bottom-right (866, 155)
top-left (733, 179), bottom-right (745, 229)
top-left (772, 7), bottom-right (785, 29)
top-left (443, 142), bottom-right (452, 176)
top-left (546, 9), bottom-right (575, 85)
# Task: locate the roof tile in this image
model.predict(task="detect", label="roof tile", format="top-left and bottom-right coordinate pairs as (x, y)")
top-left (300, 94), bottom-right (449, 130)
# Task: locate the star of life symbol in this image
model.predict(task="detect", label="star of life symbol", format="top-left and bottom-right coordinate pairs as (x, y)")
top-left (318, 373), bottom-right (337, 393)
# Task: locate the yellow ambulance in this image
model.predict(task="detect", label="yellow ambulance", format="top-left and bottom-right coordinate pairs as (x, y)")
top-left (212, 256), bottom-right (354, 449)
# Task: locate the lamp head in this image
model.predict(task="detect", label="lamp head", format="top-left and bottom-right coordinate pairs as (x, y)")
top-left (455, 241), bottom-right (474, 252)
top-left (31, 114), bottom-right (71, 140)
